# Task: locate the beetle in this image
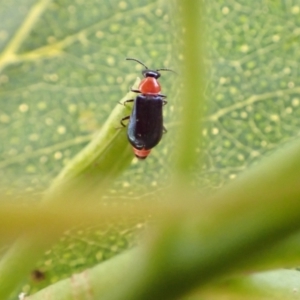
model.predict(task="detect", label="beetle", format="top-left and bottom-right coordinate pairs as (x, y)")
top-left (121, 58), bottom-right (174, 159)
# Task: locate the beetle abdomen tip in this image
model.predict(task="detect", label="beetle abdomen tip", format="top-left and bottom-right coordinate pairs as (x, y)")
top-left (133, 148), bottom-right (151, 160)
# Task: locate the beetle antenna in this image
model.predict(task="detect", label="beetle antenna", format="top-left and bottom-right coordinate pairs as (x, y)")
top-left (126, 58), bottom-right (148, 69)
top-left (156, 68), bottom-right (177, 74)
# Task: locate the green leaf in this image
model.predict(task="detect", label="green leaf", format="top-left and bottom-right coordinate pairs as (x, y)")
top-left (0, 0), bottom-right (174, 193)
top-left (202, 1), bottom-right (300, 187)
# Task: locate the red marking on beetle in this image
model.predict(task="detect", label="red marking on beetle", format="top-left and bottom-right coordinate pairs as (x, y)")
top-left (133, 148), bottom-right (151, 159)
top-left (139, 77), bottom-right (161, 95)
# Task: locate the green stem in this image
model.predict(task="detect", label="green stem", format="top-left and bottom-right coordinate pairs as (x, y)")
top-left (0, 81), bottom-right (139, 300)
top-left (172, 0), bottom-right (205, 180)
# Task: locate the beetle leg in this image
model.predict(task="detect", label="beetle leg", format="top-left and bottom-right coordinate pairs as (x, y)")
top-left (131, 89), bottom-right (141, 94)
top-left (158, 93), bottom-right (167, 98)
top-left (163, 126), bottom-right (168, 134)
top-left (119, 99), bottom-right (134, 106)
top-left (120, 116), bottom-right (130, 127)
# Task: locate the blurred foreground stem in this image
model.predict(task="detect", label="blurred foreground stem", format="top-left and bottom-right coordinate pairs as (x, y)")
top-left (26, 137), bottom-right (300, 300)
